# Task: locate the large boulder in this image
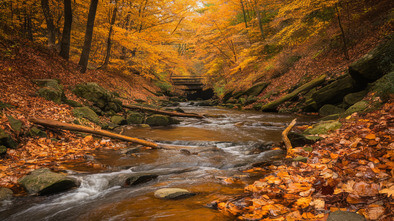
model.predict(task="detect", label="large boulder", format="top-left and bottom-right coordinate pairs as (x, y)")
top-left (311, 74), bottom-right (358, 107)
top-left (343, 90), bottom-right (367, 106)
top-left (145, 114), bottom-right (171, 126)
top-left (304, 120), bottom-right (342, 135)
top-left (18, 168), bottom-right (79, 195)
top-left (327, 211), bottom-right (366, 221)
top-left (344, 101), bottom-right (369, 115)
top-left (242, 82), bottom-right (269, 97)
top-left (154, 188), bottom-right (195, 199)
top-left (34, 79), bottom-right (65, 104)
top-left (349, 37), bottom-right (393, 84)
top-left (72, 106), bottom-right (100, 124)
top-left (369, 71), bottom-right (394, 101)
top-left (319, 104), bottom-right (345, 116)
top-left (72, 83), bottom-right (122, 113)
top-left (0, 187), bottom-right (13, 201)
top-left (126, 111), bottom-right (144, 124)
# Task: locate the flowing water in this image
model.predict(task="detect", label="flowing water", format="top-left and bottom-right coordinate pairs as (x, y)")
top-left (0, 104), bottom-right (317, 221)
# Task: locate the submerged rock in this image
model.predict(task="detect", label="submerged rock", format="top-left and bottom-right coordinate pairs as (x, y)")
top-left (18, 168), bottom-right (79, 195)
top-left (109, 173), bottom-right (158, 187)
top-left (154, 188), bottom-right (195, 199)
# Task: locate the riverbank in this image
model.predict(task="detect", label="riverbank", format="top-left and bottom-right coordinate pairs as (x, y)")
top-left (216, 102), bottom-right (393, 220)
top-left (0, 38), bottom-right (163, 191)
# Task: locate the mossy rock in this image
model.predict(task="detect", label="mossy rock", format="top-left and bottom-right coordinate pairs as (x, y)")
top-left (327, 211), bottom-right (366, 221)
top-left (63, 99), bottom-right (82, 107)
top-left (319, 104), bottom-right (345, 116)
top-left (111, 115), bottom-right (127, 125)
top-left (369, 71), bottom-right (394, 101)
top-left (253, 103), bottom-right (262, 110)
top-left (38, 87), bottom-right (63, 104)
top-left (126, 111), bottom-right (144, 124)
top-left (349, 37), bottom-right (394, 83)
top-left (0, 128), bottom-right (18, 149)
top-left (0, 101), bottom-right (15, 110)
top-left (33, 79), bottom-right (62, 91)
top-left (72, 107), bottom-right (100, 124)
top-left (18, 168), bottom-right (79, 195)
top-left (227, 98), bottom-right (236, 104)
top-left (242, 82), bottom-right (269, 97)
top-left (304, 120), bottom-right (342, 135)
top-left (293, 156), bottom-right (308, 163)
top-left (233, 91), bottom-right (245, 99)
top-left (238, 97), bottom-right (246, 105)
top-left (72, 83), bottom-right (122, 112)
top-left (343, 90), bottom-right (367, 106)
top-left (311, 74), bottom-right (358, 106)
top-left (28, 127), bottom-right (47, 138)
top-left (145, 114), bottom-right (170, 126)
top-left (0, 145), bottom-right (7, 155)
top-left (344, 101), bottom-right (369, 115)
top-left (0, 187), bottom-right (13, 200)
top-left (245, 96), bottom-right (258, 105)
top-left (222, 90), bottom-right (234, 103)
top-left (7, 115), bottom-right (22, 132)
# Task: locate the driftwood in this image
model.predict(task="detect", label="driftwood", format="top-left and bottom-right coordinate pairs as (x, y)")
top-left (282, 118), bottom-right (297, 151)
top-left (29, 117), bottom-right (158, 148)
top-left (122, 104), bottom-right (204, 118)
top-left (261, 75), bottom-right (326, 111)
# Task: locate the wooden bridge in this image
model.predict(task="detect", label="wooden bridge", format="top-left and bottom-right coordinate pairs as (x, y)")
top-left (171, 76), bottom-right (205, 91)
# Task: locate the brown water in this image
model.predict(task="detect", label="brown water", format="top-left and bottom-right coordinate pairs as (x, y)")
top-left (0, 104), bottom-right (317, 221)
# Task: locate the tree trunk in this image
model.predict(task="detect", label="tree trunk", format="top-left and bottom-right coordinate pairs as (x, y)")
top-left (261, 75), bottom-right (327, 111)
top-left (240, 0), bottom-right (248, 28)
top-left (59, 0), bottom-right (72, 60)
top-left (29, 117), bottom-right (158, 148)
top-left (122, 104), bottom-right (204, 118)
top-left (41, 0), bottom-right (56, 47)
top-left (335, 3), bottom-right (349, 60)
top-left (253, 0), bottom-right (264, 38)
top-left (100, 0), bottom-right (118, 69)
top-left (78, 0), bottom-right (99, 73)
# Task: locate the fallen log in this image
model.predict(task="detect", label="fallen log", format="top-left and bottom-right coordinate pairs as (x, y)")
top-left (282, 118), bottom-right (297, 151)
top-left (261, 74), bottom-right (326, 111)
top-left (29, 117), bottom-right (158, 148)
top-left (122, 104), bottom-right (204, 118)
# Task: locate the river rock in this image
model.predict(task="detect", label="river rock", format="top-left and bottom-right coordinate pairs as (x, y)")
top-left (349, 37), bottom-right (393, 84)
top-left (72, 106), bottom-right (100, 124)
top-left (109, 173), bottom-right (158, 187)
top-left (252, 149), bottom-right (286, 167)
top-left (288, 132), bottom-right (320, 146)
top-left (327, 211), bottom-right (366, 221)
top-left (304, 120), bottom-right (342, 135)
top-left (318, 104), bottom-right (345, 116)
top-left (154, 188), bottom-right (195, 199)
top-left (111, 115), bottom-right (127, 125)
top-left (18, 168), bottom-right (79, 195)
top-left (126, 111), bottom-right (144, 124)
top-left (145, 114), bottom-right (170, 126)
top-left (0, 187), bottom-right (13, 201)
top-left (242, 82), bottom-right (269, 97)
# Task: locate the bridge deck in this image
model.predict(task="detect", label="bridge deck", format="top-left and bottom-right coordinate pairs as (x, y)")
top-left (171, 76), bottom-right (205, 91)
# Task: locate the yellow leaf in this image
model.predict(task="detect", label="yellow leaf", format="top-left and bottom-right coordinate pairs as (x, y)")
top-left (294, 196), bottom-right (312, 209)
top-left (379, 185), bottom-right (394, 198)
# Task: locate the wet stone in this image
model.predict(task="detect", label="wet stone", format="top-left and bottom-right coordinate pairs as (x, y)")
top-left (327, 211), bottom-right (366, 221)
top-left (154, 188), bottom-right (195, 199)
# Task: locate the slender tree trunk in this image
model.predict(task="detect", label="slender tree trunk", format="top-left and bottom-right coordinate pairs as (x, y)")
top-left (240, 0), bottom-right (248, 28)
top-left (59, 0), bottom-right (72, 60)
top-left (26, 11), bottom-right (34, 41)
top-left (335, 3), bottom-right (349, 60)
top-left (100, 0), bottom-right (118, 69)
top-left (253, 0), bottom-right (264, 38)
top-left (78, 0), bottom-right (99, 73)
top-left (40, 0), bottom-right (56, 47)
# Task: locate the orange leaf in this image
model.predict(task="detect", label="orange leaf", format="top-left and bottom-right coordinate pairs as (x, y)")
top-left (365, 133), bottom-right (376, 140)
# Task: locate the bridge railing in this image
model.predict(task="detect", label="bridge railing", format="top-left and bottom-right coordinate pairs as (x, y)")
top-left (171, 76), bottom-right (205, 85)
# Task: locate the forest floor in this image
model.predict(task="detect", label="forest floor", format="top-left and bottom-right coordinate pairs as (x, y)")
top-left (0, 38), bottom-right (161, 192)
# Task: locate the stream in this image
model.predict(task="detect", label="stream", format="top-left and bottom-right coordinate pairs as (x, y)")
top-left (0, 103), bottom-right (317, 221)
